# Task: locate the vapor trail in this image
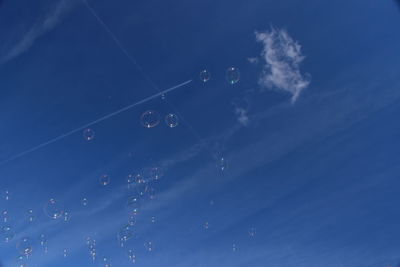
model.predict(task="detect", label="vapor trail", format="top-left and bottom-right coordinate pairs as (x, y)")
top-left (0, 80), bottom-right (192, 165)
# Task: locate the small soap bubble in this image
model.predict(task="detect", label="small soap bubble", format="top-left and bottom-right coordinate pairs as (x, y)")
top-left (3, 190), bottom-right (10, 201)
top-left (1, 224), bottom-right (15, 242)
top-left (27, 209), bottom-right (35, 222)
top-left (128, 215), bottom-right (136, 226)
top-left (149, 167), bottom-right (163, 181)
top-left (64, 211), bottom-right (70, 222)
top-left (232, 243), bottom-right (237, 252)
top-left (127, 249), bottom-right (136, 263)
top-left (63, 248), bottom-right (68, 257)
top-left (203, 222), bottom-right (210, 230)
top-left (83, 128), bottom-right (95, 141)
top-left (127, 196), bottom-right (140, 215)
top-left (151, 216), bottom-right (156, 223)
top-left (218, 157), bottom-right (228, 172)
top-left (165, 114), bottom-right (179, 128)
top-left (248, 227), bottom-right (256, 237)
top-left (147, 186), bottom-right (156, 200)
top-left (140, 110), bottom-right (160, 128)
top-left (199, 70), bottom-right (211, 83)
top-left (16, 237), bottom-right (33, 256)
top-left (44, 199), bottom-right (64, 219)
top-left (226, 67), bottom-right (240, 84)
top-left (102, 257), bottom-right (112, 267)
top-left (16, 255), bottom-right (28, 267)
top-left (118, 224), bottom-right (135, 242)
top-left (144, 241), bottom-right (154, 252)
top-left (99, 174), bottom-right (110, 186)
top-left (81, 198), bottom-right (89, 206)
top-left (39, 234), bottom-right (47, 247)
top-left (2, 210), bottom-right (9, 223)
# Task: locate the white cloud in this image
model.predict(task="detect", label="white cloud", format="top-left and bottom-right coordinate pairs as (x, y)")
top-left (255, 27), bottom-right (311, 103)
top-left (0, 0), bottom-right (76, 65)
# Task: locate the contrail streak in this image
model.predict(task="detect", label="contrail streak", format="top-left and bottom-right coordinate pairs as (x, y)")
top-left (0, 80), bottom-right (192, 165)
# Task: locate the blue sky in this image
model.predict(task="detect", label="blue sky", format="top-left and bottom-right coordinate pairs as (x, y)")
top-left (0, 0), bottom-right (400, 266)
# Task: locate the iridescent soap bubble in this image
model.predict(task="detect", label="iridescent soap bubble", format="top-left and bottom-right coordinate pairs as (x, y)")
top-left (99, 174), bottom-right (110, 186)
top-left (248, 227), bottom-right (256, 237)
top-left (127, 196), bottom-right (140, 215)
top-left (218, 157), bottom-right (227, 172)
top-left (2, 210), bottom-right (9, 223)
top-left (144, 241), bottom-right (154, 252)
top-left (165, 114), bottom-right (179, 128)
top-left (118, 224), bottom-right (135, 242)
top-left (127, 249), bottom-right (136, 263)
top-left (16, 237), bottom-right (33, 256)
top-left (1, 224), bottom-right (15, 242)
top-left (44, 198), bottom-right (64, 219)
top-left (140, 110), bottom-right (160, 128)
top-left (81, 198), bottom-right (89, 206)
top-left (27, 209), bottom-right (35, 222)
top-left (199, 70), bottom-right (211, 83)
top-left (83, 128), bottom-right (95, 141)
top-left (226, 67), bottom-right (240, 84)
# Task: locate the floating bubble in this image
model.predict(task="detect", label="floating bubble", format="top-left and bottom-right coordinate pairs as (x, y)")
top-left (16, 237), bottom-right (33, 256)
top-left (144, 241), bottom-right (154, 252)
top-left (128, 215), bottom-right (136, 226)
top-left (3, 190), bottom-right (10, 201)
top-left (151, 216), bottom-right (156, 223)
top-left (232, 243), bottom-right (237, 252)
top-left (27, 209), bottom-right (35, 222)
top-left (226, 67), bottom-right (240, 84)
top-left (118, 224), bottom-right (135, 242)
top-left (140, 110), bottom-right (160, 128)
top-left (63, 248), bottom-right (68, 258)
top-left (218, 157), bottom-right (228, 172)
top-left (99, 174), bottom-right (110, 186)
top-left (16, 255), bottom-right (28, 267)
top-left (1, 224), bottom-right (15, 242)
top-left (83, 128), bottom-right (95, 141)
top-left (44, 199), bottom-right (64, 219)
top-left (165, 114), bottom-right (179, 128)
top-left (127, 196), bottom-right (140, 215)
top-left (81, 198), bottom-right (89, 206)
top-left (248, 227), bottom-right (256, 237)
top-left (127, 174), bottom-right (135, 190)
top-left (64, 211), bottom-right (70, 222)
top-left (127, 249), bottom-right (136, 263)
top-left (39, 234), bottom-right (47, 247)
top-left (102, 257), bottom-right (112, 267)
top-left (2, 210), bottom-right (9, 223)
top-left (147, 186), bottom-right (156, 200)
top-left (199, 70), bottom-right (211, 83)
top-left (203, 222), bottom-right (210, 230)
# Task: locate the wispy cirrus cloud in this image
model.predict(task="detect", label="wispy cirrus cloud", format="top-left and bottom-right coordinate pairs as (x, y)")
top-left (255, 27), bottom-right (311, 103)
top-left (0, 0), bottom-right (76, 65)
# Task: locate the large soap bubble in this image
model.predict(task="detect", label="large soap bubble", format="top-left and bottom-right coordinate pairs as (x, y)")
top-left (43, 198), bottom-right (64, 219)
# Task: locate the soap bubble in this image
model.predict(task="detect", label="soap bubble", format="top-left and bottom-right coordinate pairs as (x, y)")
top-left (1, 224), bottom-right (15, 242)
top-left (128, 215), bottom-right (136, 226)
top-left (226, 67), bottom-right (240, 84)
top-left (140, 110), bottom-right (160, 128)
top-left (102, 257), bottom-right (112, 267)
top-left (144, 241), bottom-right (154, 252)
top-left (16, 255), bottom-right (28, 267)
top-left (99, 174), bottom-right (110, 186)
top-left (127, 196), bottom-right (140, 215)
top-left (64, 211), bottom-right (70, 222)
top-left (199, 70), bottom-right (211, 82)
top-left (16, 237), bottom-right (33, 256)
top-left (165, 114), bottom-right (179, 128)
top-left (151, 216), bottom-right (156, 223)
top-left (118, 224), bottom-right (135, 242)
top-left (44, 199), bottom-right (64, 219)
top-left (248, 227), bottom-right (256, 237)
top-left (218, 157), bottom-right (227, 172)
top-left (83, 128), bottom-right (95, 141)
top-left (203, 222), bottom-right (210, 230)
top-left (81, 198), bottom-right (89, 206)
top-left (63, 248), bottom-right (68, 257)
top-left (27, 209), bottom-right (35, 222)
top-left (2, 210), bottom-right (9, 223)
top-left (127, 249), bottom-right (136, 263)
top-left (2, 190), bottom-right (10, 201)
top-left (127, 174), bottom-right (135, 190)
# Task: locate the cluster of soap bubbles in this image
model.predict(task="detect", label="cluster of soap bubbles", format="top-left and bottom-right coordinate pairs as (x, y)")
top-left (141, 111), bottom-right (179, 128)
top-left (199, 67), bottom-right (240, 84)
